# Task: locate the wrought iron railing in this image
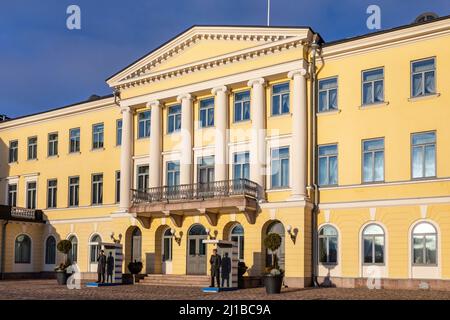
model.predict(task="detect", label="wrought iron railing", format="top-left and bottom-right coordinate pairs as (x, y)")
top-left (0, 205), bottom-right (44, 222)
top-left (132, 179), bottom-right (260, 205)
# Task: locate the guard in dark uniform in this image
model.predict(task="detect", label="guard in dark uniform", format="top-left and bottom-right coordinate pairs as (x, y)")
top-left (209, 249), bottom-right (221, 287)
top-left (97, 250), bottom-right (106, 283)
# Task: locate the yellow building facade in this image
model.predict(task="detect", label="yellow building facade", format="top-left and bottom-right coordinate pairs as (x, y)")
top-left (0, 16), bottom-right (449, 289)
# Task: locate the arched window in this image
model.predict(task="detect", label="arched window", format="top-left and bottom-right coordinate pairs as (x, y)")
top-left (230, 224), bottom-right (244, 261)
top-left (131, 228), bottom-right (142, 262)
top-left (15, 234), bottom-right (31, 264)
top-left (189, 224), bottom-right (207, 235)
top-left (89, 234), bottom-right (102, 263)
top-left (362, 224), bottom-right (385, 264)
top-left (45, 236), bottom-right (56, 265)
top-left (68, 235), bottom-right (78, 263)
top-left (412, 222), bottom-right (437, 265)
top-left (163, 229), bottom-right (173, 262)
top-left (265, 222), bottom-right (285, 270)
top-left (318, 225), bottom-right (338, 264)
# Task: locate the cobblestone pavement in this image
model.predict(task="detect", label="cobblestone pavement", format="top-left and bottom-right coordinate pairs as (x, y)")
top-left (0, 280), bottom-right (450, 300)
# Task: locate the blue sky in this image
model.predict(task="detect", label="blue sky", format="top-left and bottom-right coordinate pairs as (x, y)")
top-left (0, 0), bottom-right (448, 118)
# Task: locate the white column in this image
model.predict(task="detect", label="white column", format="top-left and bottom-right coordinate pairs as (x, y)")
top-left (119, 106), bottom-right (133, 212)
top-left (288, 68), bottom-right (308, 199)
top-left (212, 86), bottom-right (228, 182)
top-left (247, 78), bottom-right (266, 189)
top-left (177, 94), bottom-right (194, 185)
top-left (148, 101), bottom-right (162, 188)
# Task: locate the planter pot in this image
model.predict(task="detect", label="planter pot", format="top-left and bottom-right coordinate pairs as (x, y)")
top-left (264, 275), bottom-right (283, 294)
top-left (56, 271), bottom-right (69, 285)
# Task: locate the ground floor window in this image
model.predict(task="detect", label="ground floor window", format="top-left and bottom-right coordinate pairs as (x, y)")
top-left (15, 234), bottom-right (31, 264)
top-left (265, 222), bottom-right (285, 270)
top-left (45, 236), bottom-right (56, 265)
top-left (131, 228), bottom-right (142, 262)
top-left (68, 235), bottom-right (78, 263)
top-left (230, 224), bottom-right (244, 261)
top-left (362, 224), bottom-right (385, 264)
top-left (163, 229), bottom-right (173, 262)
top-left (319, 225), bottom-right (338, 264)
top-left (412, 222), bottom-right (437, 265)
top-left (89, 234), bottom-right (102, 263)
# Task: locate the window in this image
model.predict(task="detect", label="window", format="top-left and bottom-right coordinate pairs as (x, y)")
top-left (318, 77), bottom-right (338, 112)
top-left (48, 133), bottom-right (58, 157)
top-left (197, 156), bottom-right (215, 185)
top-left (230, 224), bottom-right (244, 261)
top-left (166, 161), bottom-right (180, 187)
top-left (271, 147), bottom-right (289, 188)
top-left (68, 236), bottom-right (78, 263)
top-left (233, 152), bottom-right (250, 180)
top-left (137, 165), bottom-right (149, 191)
top-left (411, 58), bottom-right (436, 97)
top-left (9, 140), bottom-right (18, 163)
top-left (26, 181), bottom-right (37, 209)
top-left (68, 176), bottom-right (79, 207)
top-left (138, 111), bottom-right (151, 138)
top-left (115, 171), bottom-right (121, 203)
top-left (27, 136), bottom-right (37, 160)
top-left (167, 105), bottom-right (181, 133)
top-left (45, 236), bottom-right (56, 265)
top-left (89, 235), bottom-right (102, 263)
top-left (92, 123), bottom-right (104, 149)
top-left (362, 138), bottom-right (384, 183)
top-left (319, 225), bottom-right (338, 264)
top-left (163, 229), bottom-right (173, 262)
top-left (199, 98), bottom-right (214, 128)
top-left (412, 132), bottom-right (436, 179)
top-left (362, 224), bottom-right (385, 264)
top-left (69, 128), bottom-right (80, 153)
top-left (234, 91), bottom-right (250, 122)
top-left (412, 222), bottom-right (437, 265)
top-left (271, 82), bottom-right (290, 115)
top-left (92, 174), bottom-right (103, 205)
top-left (116, 119), bottom-right (122, 146)
top-left (8, 184), bottom-right (17, 207)
top-left (15, 234), bottom-right (31, 264)
top-left (47, 179), bottom-right (57, 209)
top-left (318, 144), bottom-right (338, 186)
top-left (362, 68), bottom-right (384, 105)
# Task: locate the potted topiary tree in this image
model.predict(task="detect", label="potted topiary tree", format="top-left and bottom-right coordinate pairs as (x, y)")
top-left (127, 260), bottom-right (143, 284)
top-left (263, 233), bottom-right (284, 294)
top-left (54, 240), bottom-right (72, 285)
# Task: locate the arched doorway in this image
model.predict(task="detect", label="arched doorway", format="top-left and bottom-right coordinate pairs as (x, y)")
top-left (186, 224), bottom-right (207, 275)
top-left (265, 221), bottom-right (285, 270)
top-left (131, 228), bottom-right (142, 263)
top-left (229, 224), bottom-right (244, 261)
top-left (89, 234), bottom-right (102, 272)
top-left (162, 228), bottom-right (173, 274)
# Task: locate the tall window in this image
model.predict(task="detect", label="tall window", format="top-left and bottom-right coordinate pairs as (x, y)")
top-left (318, 77), bottom-right (338, 112)
top-left (197, 156), bottom-right (215, 185)
top-left (137, 165), bottom-right (149, 191)
top-left (47, 179), bottom-right (57, 209)
top-left (92, 123), bottom-right (104, 149)
top-left (138, 111), bottom-right (151, 138)
top-left (15, 234), bottom-right (31, 264)
top-left (166, 161), bottom-right (180, 187)
top-left (115, 171), bottom-right (121, 203)
top-left (271, 82), bottom-right (290, 115)
top-left (45, 236), bottom-right (56, 265)
top-left (68, 236), bottom-right (78, 263)
top-left (69, 128), bottom-right (80, 153)
top-left (271, 147), bottom-right (289, 188)
top-left (233, 152), bottom-right (250, 180)
top-left (234, 91), bottom-right (250, 122)
top-left (318, 144), bottom-right (338, 186)
top-left (412, 132), bottom-right (436, 179)
top-left (8, 184), bottom-right (17, 207)
top-left (116, 119), bottom-right (122, 146)
top-left (412, 222), bottom-right (437, 265)
top-left (319, 225), bottom-right (338, 264)
top-left (68, 176), bottom-right (79, 207)
top-left (411, 58), bottom-right (436, 97)
top-left (92, 174), bottom-right (103, 205)
top-left (8, 140), bottom-right (18, 163)
top-left (199, 98), bottom-right (214, 128)
top-left (163, 229), bottom-right (173, 262)
top-left (167, 105), bottom-right (182, 133)
top-left (48, 132), bottom-right (58, 157)
top-left (362, 224), bottom-right (385, 264)
top-left (362, 68), bottom-right (384, 105)
top-left (230, 224), bottom-right (244, 261)
top-left (89, 235), bottom-right (102, 263)
top-left (362, 138), bottom-right (384, 183)
top-left (26, 181), bottom-right (37, 209)
top-left (27, 136), bottom-right (37, 160)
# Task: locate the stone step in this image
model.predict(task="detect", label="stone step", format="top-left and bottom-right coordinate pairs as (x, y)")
top-left (139, 274), bottom-right (210, 287)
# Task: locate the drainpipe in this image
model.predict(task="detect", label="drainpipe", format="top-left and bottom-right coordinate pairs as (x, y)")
top-left (0, 220), bottom-right (8, 280)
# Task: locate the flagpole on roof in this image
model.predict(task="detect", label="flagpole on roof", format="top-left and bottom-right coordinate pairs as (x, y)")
top-left (267, 0), bottom-right (271, 26)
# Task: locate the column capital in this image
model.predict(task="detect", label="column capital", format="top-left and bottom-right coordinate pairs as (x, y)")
top-left (177, 93), bottom-right (193, 102)
top-left (146, 100), bottom-right (161, 108)
top-left (247, 78), bottom-right (266, 88)
top-left (211, 85), bottom-right (228, 95)
top-left (120, 106), bottom-right (132, 114)
top-left (288, 68), bottom-right (308, 79)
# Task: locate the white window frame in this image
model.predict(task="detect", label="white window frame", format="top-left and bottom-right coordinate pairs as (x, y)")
top-left (271, 82), bottom-right (290, 116)
top-left (92, 123), bottom-right (104, 149)
top-left (47, 179), bottom-right (57, 209)
top-left (411, 131), bottom-right (436, 179)
top-left (48, 132), bottom-right (58, 157)
top-left (167, 104), bottom-right (182, 134)
top-left (362, 138), bottom-right (385, 183)
top-left (361, 67), bottom-right (384, 106)
top-left (318, 76), bottom-right (338, 113)
top-left (69, 127), bottom-right (81, 153)
top-left (91, 173), bottom-right (103, 205)
top-left (27, 136), bottom-right (38, 160)
top-left (9, 140), bottom-right (18, 163)
top-left (410, 57), bottom-right (436, 98)
top-left (138, 110), bottom-right (151, 138)
top-left (68, 176), bottom-right (80, 207)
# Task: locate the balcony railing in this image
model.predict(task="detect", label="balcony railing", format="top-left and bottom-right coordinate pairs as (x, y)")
top-left (132, 178), bottom-right (260, 205)
top-left (0, 205), bottom-right (45, 223)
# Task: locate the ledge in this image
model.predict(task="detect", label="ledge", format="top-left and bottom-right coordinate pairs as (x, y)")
top-left (408, 93), bottom-right (440, 102)
top-left (316, 109), bottom-right (341, 116)
top-left (358, 101), bottom-right (389, 109)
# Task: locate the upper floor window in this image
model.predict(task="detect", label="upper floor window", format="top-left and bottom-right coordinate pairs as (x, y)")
top-left (411, 58), bottom-right (436, 97)
top-left (115, 171), bottom-right (121, 203)
top-left (319, 225), bottom-right (338, 264)
top-left (233, 152), bottom-right (250, 180)
top-left (48, 132), bottom-right (58, 157)
top-left (318, 144), bottom-right (338, 186)
top-left (166, 161), bottom-right (180, 187)
top-left (412, 222), bottom-right (437, 265)
top-left (92, 123), bottom-right (104, 149)
top-left (8, 184), bottom-right (17, 207)
top-left (318, 77), bottom-right (338, 112)
top-left (68, 176), bottom-right (79, 207)
top-left (362, 224), bottom-right (385, 264)
top-left (234, 91), bottom-right (250, 122)
top-left (362, 68), bottom-right (384, 105)
top-left (362, 138), bottom-right (384, 183)
top-left (27, 136), bottom-right (37, 160)
top-left (412, 131), bottom-right (436, 179)
top-left (168, 105), bottom-right (181, 133)
top-left (197, 156), bottom-right (215, 184)
top-left (47, 179), bottom-right (57, 209)
top-left (271, 147), bottom-right (289, 189)
top-left (9, 140), bottom-right (18, 163)
top-left (137, 165), bottom-right (149, 191)
top-left (116, 119), bottom-right (122, 146)
top-left (92, 174), bottom-right (103, 205)
top-left (138, 111), bottom-right (151, 138)
top-left (26, 181), bottom-right (37, 209)
top-left (69, 128), bottom-right (80, 153)
top-left (199, 98), bottom-right (214, 128)
top-left (271, 82), bottom-right (290, 116)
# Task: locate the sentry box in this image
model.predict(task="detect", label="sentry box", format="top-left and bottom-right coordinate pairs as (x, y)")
top-left (202, 239), bottom-right (238, 289)
top-left (101, 242), bottom-right (123, 284)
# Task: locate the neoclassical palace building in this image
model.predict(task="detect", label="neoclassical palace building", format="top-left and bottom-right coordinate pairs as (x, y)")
top-left (0, 15), bottom-right (449, 289)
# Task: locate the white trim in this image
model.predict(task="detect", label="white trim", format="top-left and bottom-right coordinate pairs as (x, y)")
top-left (50, 216), bottom-right (112, 225)
top-left (320, 177), bottom-right (450, 191)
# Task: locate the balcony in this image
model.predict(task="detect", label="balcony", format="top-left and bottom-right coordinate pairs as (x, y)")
top-left (130, 179), bottom-right (261, 226)
top-left (0, 205), bottom-right (45, 223)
